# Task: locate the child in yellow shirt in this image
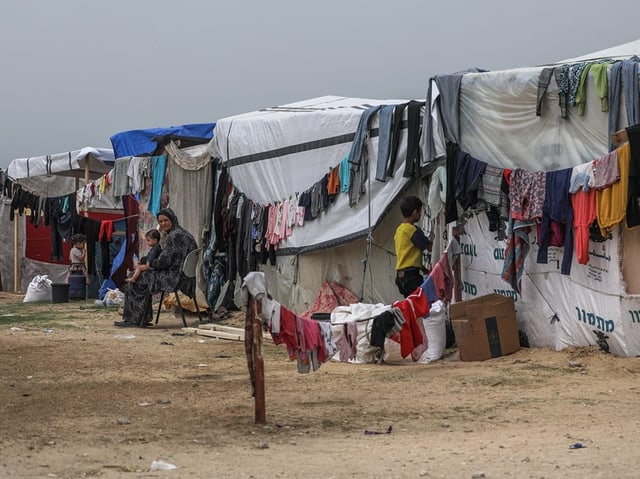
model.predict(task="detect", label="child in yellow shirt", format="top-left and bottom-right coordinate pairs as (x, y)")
top-left (394, 196), bottom-right (432, 297)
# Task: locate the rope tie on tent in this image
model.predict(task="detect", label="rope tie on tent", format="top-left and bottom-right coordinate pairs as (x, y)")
top-left (371, 242), bottom-right (395, 256)
top-left (359, 134), bottom-right (373, 301)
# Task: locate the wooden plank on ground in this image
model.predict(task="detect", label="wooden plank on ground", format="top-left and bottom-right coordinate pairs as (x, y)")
top-left (183, 325), bottom-right (271, 341)
top-left (193, 329), bottom-right (243, 341)
top-left (198, 324), bottom-right (245, 334)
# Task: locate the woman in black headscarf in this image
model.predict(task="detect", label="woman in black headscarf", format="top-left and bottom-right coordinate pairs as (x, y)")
top-left (115, 208), bottom-right (198, 328)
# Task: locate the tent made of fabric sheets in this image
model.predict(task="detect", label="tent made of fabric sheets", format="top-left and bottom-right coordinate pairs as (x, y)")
top-left (110, 123), bottom-right (215, 159)
top-left (558, 38), bottom-right (640, 63)
top-left (6, 147), bottom-right (117, 208)
top-left (421, 39), bottom-right (640, 356)
top-left (107, 140), bottom-right (214, 305)
top-left (211, 95), bottom-right (419, 312)
top-left (1, 147), bottom-right (120, 292)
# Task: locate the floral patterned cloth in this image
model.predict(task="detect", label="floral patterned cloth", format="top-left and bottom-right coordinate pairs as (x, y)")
top-left (121, 208), bottom-right (197, 325)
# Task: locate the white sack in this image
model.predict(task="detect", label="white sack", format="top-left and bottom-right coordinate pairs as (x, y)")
top-left (382, 301), bottom-right (447, 365)
top-left (23, 275), bottom-right (52, 303)
top-left (331, 318), bottom-right (380, 364)
top-left (423, 301), bottom-right (447, 362)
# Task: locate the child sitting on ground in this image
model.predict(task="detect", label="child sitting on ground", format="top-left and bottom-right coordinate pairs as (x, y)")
top-left (126, 229), bottom-right (162, 283)
top-left (69, 233), bottom-right (90, 284)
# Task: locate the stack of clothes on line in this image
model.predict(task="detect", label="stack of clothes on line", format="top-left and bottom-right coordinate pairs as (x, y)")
top-left (445, 124), bottom-right (640, 293)
top-left (242, 272), bottom-right (336, 374)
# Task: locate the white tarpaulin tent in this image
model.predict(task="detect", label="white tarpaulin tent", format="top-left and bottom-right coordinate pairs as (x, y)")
top-left (558, 38), bottom-right (640, 63)
top-left (1, 147), bottom-right (119, 292)
top-left (7, 147), bottom-right (117, 206)
top-left (427, 39), bottom-right (640, 356)
top-left (8, 146), bottom-right (114, 178)
top-left (212, 96), bottom-right (418, 311)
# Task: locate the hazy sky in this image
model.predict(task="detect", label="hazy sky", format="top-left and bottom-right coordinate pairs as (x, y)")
top-left (1, 0), bottom-right (639, 169)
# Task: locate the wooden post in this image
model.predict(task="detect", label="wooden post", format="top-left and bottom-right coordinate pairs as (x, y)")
top-left (453, 255), bottom-right (462, 303)
top-left (253, 297), bottom-right (265, 424)
top-left (247, 295), bottom-right (266, 424)
top-left (83, 162), bottom-right (90, 217)
top-left (13, 211), bottom-right (19, 293)
top-left (451, 226), bottom-right (462, 302)
top-left (611, 128), bottom-right (628, 148)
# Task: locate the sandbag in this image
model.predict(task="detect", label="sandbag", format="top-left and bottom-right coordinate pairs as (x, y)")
top-left (331, 318), bottom-right (381, 364)
top-left (331, 302), bottom-right (389, 364)
top-left (423, 301), bottom-right (447, 362)
top-left (23, 275), bottom-right (52, 303)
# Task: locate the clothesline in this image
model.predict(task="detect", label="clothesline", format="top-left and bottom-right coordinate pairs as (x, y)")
top-left (118, 213), bottom-right (140, 221)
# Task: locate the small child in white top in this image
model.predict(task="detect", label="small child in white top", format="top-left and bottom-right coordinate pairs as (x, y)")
top-left (69, 233), bottom-right (89, 284)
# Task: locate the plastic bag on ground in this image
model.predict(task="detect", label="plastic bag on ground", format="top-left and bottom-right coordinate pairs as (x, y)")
top-left (105, 288), bottom-right (125, 307)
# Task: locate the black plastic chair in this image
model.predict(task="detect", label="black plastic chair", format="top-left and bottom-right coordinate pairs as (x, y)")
top-left (155, 248), bottom-right (204, 327)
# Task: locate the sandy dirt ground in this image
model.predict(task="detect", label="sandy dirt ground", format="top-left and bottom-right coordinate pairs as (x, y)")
top-left (1, 291), bottom-right (640, 479)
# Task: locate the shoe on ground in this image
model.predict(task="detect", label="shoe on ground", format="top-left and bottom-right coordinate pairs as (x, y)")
top-left (114, 320), bottom-right (139, 328)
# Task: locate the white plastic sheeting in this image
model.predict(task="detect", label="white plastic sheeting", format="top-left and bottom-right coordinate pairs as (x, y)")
top-left (6, 147), bottom-right (119, 209)
top-left (559, 38), bottom-right (640, 63)
top-left (8, 147), bottom-right (115, 180)
top-left (458, 213), bottom-right (630, 355)
top-left (213, 96), bottom-right (413, 253)
top-left (213, 96), bottom-right (418, 312)
top-left (459, 67), bottom-right (609, 171)
top-left (447, 41), bottom-right (640, 356)
top-left (2, 147), bottom-right (120, 292)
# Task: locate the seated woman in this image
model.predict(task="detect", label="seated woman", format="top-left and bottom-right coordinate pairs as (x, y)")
top-left (114, 208), bottom-right (197, 328)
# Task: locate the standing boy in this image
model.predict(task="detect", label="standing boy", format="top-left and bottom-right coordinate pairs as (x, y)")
top-left (394, 195), bottom-right (432, 297)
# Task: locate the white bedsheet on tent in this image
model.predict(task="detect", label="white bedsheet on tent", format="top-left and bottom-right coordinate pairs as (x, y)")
top-left (212, 96), bottom-right (418, 311)
top-left (427, 39), bottom-right (640, 356)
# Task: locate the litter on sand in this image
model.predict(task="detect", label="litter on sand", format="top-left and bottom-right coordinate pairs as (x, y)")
top-left (364, 425), bottom-right (393, 435)
top-left (569, 442), bottom-right (587, 449)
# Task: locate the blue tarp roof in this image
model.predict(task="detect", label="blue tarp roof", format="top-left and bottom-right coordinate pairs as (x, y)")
top-left (110, 123), bottom-right (216, 159)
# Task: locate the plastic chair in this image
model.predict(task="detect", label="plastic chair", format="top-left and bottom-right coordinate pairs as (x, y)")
top-left (155, 248), bottom-right (204, 327)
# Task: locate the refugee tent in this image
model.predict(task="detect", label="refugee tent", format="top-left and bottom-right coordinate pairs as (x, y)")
top-left (558, 38), bottom-right (640, 63)
top-left (0, 147), bottom-right (119, 293)
top-left (107, 124), bottom-right (215, 249)
top-left (110, 123), bottom-right (216, 159)
top-left (421, 39), bottom-right (640, 356)
top-left (106, 125), bottom-right (215, 301)
top-left (211, 96), bottom-right (424, 313)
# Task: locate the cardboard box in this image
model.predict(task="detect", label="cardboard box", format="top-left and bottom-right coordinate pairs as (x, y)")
top-left (450, 293), bottom-right (520, 361)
